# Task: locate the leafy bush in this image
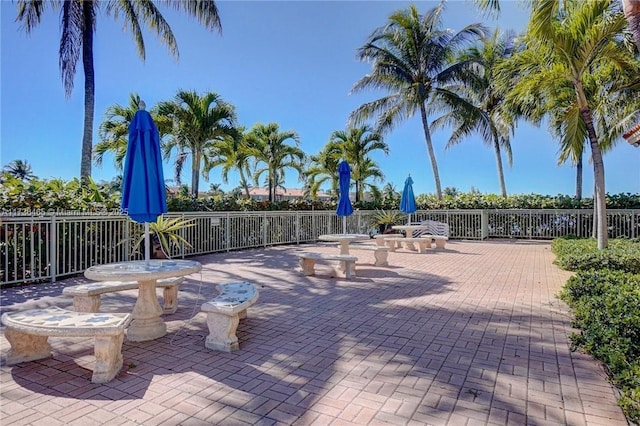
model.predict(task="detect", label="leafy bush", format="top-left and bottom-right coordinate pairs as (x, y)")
top-left (559, 270), bottom-right (640, 422)
top-left (551, 237), bottom-right (640, 273)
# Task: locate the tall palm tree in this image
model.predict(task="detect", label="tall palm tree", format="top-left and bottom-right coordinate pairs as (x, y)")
top-left (350, 3), bottom-right (485, 200)
top-left (432, 29), bottom-right (516, 198)
top-left (158, 90), bottom-right (238, 198)
top-left (15, 0), bottom-right (222, 181)
top-left (328, 126), bottom-right (388, 202)
top-left (503, 0), bottom-right (639, 249)
top-left (2, 160), bottom-right (36, 181)
top-left (246, 123), bottom-right (305, 202)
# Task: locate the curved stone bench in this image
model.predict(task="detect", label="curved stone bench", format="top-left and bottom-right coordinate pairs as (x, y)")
top-left (297, 252), bottom-right (358, 279)
top-left (201, 282), bottom-right (259, 352)
top-left (62, 277), bottom-right (184, 314)
top-left (1, 307), bottom-right (131, 383)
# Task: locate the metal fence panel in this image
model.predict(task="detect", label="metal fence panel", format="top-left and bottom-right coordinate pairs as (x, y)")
top-left (1, 209), bottom-right (638, 286)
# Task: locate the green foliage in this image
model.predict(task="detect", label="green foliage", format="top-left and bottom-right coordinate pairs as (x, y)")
top-left (552, 237), bottom-right (640, 273)
top-left (2, 175), bottom-right (639, 213)
top-left (369, 210), bottom-right (404, 226)
top-left (559, 269), bottom-right (640, 422)
top-left (0, 174), bottom-right (120, 212)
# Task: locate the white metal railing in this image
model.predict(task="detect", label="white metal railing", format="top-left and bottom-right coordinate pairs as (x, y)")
top-left (1, 209), bottom-right (638, 286)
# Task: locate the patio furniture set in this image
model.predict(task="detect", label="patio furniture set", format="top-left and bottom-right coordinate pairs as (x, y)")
top-left (1, 259), bottom-right (260, 384)
top-left (297, 220), bottom-right (449, 280)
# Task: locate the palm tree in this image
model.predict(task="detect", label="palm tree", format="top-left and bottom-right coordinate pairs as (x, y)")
top-left (94, 93), bottom-right (171, 170)
top-left (2, 160), bottom-right (36, 181)
top-left (158, 90), bottom-right (238, 198)
top-left (203, 127), bottom-right (253, 198)
top-left (14, 0), bottom-right (222, 181)
top-left (474, 0), bottom-right (640, 56)
top-left (328, 126), bottom-right (388, 202)
top-left (246, 123), bottom-right (305, 202)
top-left (304, 145), bottom-right (342, 200)
top-left (431, 29), bottom-right (516, 198)
top-left (503, 0), bottom-right (639, 249)
top-left (350, 4), bottom-right (485, 200)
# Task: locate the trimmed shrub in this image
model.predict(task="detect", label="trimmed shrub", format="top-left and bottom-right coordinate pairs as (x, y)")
top-left (559, 270), bottom-right (640, 422)
top-left (552, 237), bottom-right (640, 273)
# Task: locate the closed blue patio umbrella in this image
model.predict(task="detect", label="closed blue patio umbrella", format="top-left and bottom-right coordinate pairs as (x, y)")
top-left (400, 174), bottom-right (417, 225)
top-left (121, 103), bottom-right (167, 263)
top-left (336, 160), bottom-right (353, 234)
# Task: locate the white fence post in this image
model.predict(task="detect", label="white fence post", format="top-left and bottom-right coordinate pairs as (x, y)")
top-left (50, 215), bottom-right (57, 283)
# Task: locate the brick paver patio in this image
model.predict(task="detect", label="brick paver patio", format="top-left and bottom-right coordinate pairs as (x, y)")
top-left (0, 240), bottom-right (629, 425)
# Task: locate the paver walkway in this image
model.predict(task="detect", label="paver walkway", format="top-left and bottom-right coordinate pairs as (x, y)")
top-left (0, 240), bottom-right (629, 425)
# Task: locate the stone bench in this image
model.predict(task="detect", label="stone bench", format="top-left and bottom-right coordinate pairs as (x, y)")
top-left (200, 282), bottom-right (259, 352)
top-left (348, 244), bottom-right (389, 266)
top-left (297, 252), bottom-right (358, 279)
top-left (420, 234), bottom-right (448, 249)
top-left (62, 277), bottom-right (185, 314)
top-left (384, 237), bottom-right (431, 253)
top-left (373, 234), bottom-right (400, 246)
top-left (1, 307), bottom-right (131, 383)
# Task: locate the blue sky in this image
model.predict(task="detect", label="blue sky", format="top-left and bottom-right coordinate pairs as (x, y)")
top-left (1, 0), bottom-right (638, 197)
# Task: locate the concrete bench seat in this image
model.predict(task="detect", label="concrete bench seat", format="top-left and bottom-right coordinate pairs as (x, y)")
top-left (348, 244), bottom-right (389, 266)
top-left (1, 307), bottom-right (131, 383)
top-left (373, 234), bottom-right (401, 246)
top-left (297, 252), bottom-right (358, 279)
top-left (420, 234), bottom-right (448, 249)
top-left (63, 277), bottom-right (185, 314)
top-left (384, 237), bottom-right (431, 253)
top-left (200, 282), bottom-right (259, 352)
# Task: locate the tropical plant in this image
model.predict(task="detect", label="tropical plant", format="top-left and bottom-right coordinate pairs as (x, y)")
top-left (128, 216), bottom-right (195, 259)
top-left (2, 160), bottom-right (36, 181)
top-left (432, 29), bottom-right (516, 198)
top-left (14, 0), bottom-right (222, 181)
top-left (158, 90), bottom-right (238, 198)
top-left (305, 144), bottom-right (342, 200)
top-left (350, 3), bottom-right (485, 200)
top-left (203, 126), bottom-right (253, 199)
top-left (245, 123), bottom-right (305, 202)
top-left (502, 0), bottom-right (640, 249)
top-left (328, 126), bottom-right (388, 202)
top-left (369, 209), bottom-right (404, 234)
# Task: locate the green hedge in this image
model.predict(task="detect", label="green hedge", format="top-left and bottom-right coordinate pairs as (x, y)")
top-left (2, 174), bottom-right (640, 212)
top-left (559, 270), bottom-right (640, 422)
top-left (551, 238), bottom-right (640, 273)
top-left (554, 238), bottom-right (640, 422)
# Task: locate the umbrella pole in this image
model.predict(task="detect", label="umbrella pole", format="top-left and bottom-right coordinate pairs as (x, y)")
top-left (144, 222), bottom-right (151, 264)
top-left (342, 217), bottom-right (346, 234)
top-left (408, 213), bottom-right (411, 225)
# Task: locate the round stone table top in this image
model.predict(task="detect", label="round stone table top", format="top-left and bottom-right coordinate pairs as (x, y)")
top-left (317, 233), bottom-right (370, 242)
top-left (84, 259), bottom-right (202, 282)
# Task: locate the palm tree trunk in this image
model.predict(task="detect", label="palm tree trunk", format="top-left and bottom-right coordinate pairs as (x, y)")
top-left (575, 154), bottom-right (583, 201)
top-left (80, 1), bottom-right (95, 182)
top-left (623, 0), bottom-right (640, 50)
top-left (592, 182), bottom-right (598, 238)
top-left (493, 140), bottom-right (507, 198)
top-left (419, 104), bottom-right (443, 199)
top-left (191, 151), bottom-right (200, 197)
top-left (580, 107), bottom-right (608, 249)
